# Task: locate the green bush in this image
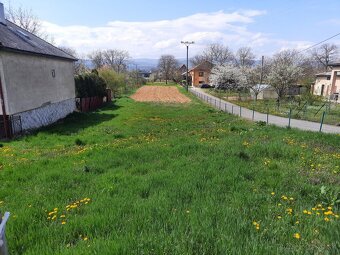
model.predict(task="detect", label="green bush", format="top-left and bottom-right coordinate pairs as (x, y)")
top-left (75, 71), bottom-right (107, 98)
top-left (98, 68), bottom-right (125, 97)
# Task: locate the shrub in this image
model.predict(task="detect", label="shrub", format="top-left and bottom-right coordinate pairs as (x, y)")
top-left (98, 68), bottom-right (125, 97)
top-left (75, 138), bottom-right (86, 146)
top-left (75, 71), bottom-right (107, 98)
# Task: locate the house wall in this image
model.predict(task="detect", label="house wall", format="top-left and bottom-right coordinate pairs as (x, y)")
top-left (191, 70), bottom-right (211, 87)
top-left (0, 51), bottom-right (76, 130)
top-left (313, 76), bottom-right (339, 97)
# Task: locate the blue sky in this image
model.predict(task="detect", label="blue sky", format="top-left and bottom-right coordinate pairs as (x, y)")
top-left (2, 0), bottom-right (340, 58)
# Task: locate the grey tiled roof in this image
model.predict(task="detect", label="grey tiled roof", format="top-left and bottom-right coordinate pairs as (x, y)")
top-left (0, 20), bottom-right (76, 61)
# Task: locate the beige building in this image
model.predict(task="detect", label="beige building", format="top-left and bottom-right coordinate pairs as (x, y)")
top-left (0, 3), bottom-right (76, 138)
top-left (313, 64), bottom-right (340, 101)
top-left (188, 61), bottom-right (213, 87)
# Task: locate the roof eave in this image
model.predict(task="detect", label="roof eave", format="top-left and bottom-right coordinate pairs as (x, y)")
top-left (0, 46), bottom-right (78, 61)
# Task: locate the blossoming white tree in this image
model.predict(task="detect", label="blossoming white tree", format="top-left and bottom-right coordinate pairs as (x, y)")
top-left (210, 65), bottom-right (247, 91)
top-left (266, 50), bottom-right (303, 107)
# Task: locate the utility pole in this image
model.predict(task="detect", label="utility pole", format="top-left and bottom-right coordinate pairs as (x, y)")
top-left (135, 64), bottom-right (139, 86)
top-left (181, 41), bottom-right (194, 91)
top-left (260, 56), bottom-right (264, 85)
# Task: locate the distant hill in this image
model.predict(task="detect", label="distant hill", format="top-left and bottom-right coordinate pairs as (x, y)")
top-left (82, 58), bottom-right (188, 72)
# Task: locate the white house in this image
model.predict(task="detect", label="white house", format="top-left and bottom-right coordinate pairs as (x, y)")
top-left (313, 63), bottom-right (340, 101)
top-left (0, 3), bottom-right (76, 138)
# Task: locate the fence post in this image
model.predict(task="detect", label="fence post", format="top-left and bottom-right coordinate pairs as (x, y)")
top-left (232, 105), bottom-right (234, 114)
top-left (215, 99), bottom-right (217, 107)
top-left (252, 108), bottom-right (255, 121)
top-left (0, 212), bottom-right (10, 255)
top-left (239, 106), bottom-right (242, 117)
top-left (266, 109), bottom-right (269, 124)
top-left (319, 111), bottom-right (326, 132)
top-left (288, 108), bottom-right (292, 128)
top-left (225, 103), bottom-right (227, 112)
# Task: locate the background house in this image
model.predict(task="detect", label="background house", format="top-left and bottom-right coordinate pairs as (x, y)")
top-left (250, 85), bottom-right (278, 100)
top-left (0, 3), bottom-right (76, 138)
top-left (188, 61), bottom-right (213, 87)
top-left (313, 63), bottom-right (340, 101)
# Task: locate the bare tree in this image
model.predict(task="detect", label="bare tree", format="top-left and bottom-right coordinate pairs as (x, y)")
top-left (203, 43), bottom-right (235, 65)
top-left (267, 50), bottom-right (303, 107)
top-left (59, 46), bottom-right (88, 75)
top-left (311, 43), bottom-right (338, 71)
top-left (190, 55), bottom-right (207, 66)
top-left (158, 55), bottom-right (179, 84)
top-left (6, 4), bottom-right (41, 35)
top-left (103, 49), bottom-right (130, 73)
top-left (88, 50), bottom-right (105, 69)
top-left (235, 47), bottom-right (256, 67)
top-left (191, 43), bottom-right (234, 67)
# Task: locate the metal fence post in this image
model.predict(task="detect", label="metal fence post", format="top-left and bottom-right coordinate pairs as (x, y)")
top-left (319, 111), bottom-right (326, 132)
top-left (0, 212), bottom-right (10, 255)
top-left (239, 106), bottom-right (242, 117)
top-left (266, 109), bottom-right (269, 124)
top-left (252, 108), bottom-right (255, 121)
top-left (288, 108), bottom-right (292, 128)
top-left (232, 105), bottom-right (234, 114)
top-left (225, 103), bottom-right (227, 112)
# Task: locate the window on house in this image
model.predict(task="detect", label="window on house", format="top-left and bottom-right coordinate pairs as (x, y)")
top-left (199, 81), bottom-right (204, 84)
top-left (199, 71), bottom-right (204, 77)
top-left (327, 76), bottom-right (331, 80)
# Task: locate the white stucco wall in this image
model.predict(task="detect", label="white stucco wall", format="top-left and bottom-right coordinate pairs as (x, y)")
top-left (314, 76), bottom-right (340, 96)
top-left (0, 51), bottom-right (75, 115)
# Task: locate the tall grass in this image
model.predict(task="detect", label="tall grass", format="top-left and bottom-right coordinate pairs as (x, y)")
top-left (0, 87), bottom-right (339, 254)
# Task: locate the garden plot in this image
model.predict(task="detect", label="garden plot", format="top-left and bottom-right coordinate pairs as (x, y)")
top-left (131, 86), bottom-right (191, 103)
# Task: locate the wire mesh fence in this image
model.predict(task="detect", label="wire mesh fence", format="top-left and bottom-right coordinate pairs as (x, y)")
top-left (189, 88), bottom-right (340, 134)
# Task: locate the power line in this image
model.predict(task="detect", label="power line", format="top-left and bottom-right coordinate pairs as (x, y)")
top-left (298, 32), bottom-right (340, 53)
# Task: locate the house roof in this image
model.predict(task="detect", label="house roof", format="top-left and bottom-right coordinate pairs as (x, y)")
top-left (188, 60), bottom-right (213, 72)
top-left (329, 62), bottom-right (340, 67)
top-left (316, 71), bottom-right (340, 77)
top-left (0, 20), bottom-right (76, 61)
top-left (316, 72), bottom-right (332, 77)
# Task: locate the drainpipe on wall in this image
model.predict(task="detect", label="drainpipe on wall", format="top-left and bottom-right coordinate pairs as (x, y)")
top-left (0, 77), bottom-right (10, 139)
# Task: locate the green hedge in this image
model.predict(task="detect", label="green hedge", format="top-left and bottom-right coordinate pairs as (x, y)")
top-left (75, 72), bottom-right (107, 98)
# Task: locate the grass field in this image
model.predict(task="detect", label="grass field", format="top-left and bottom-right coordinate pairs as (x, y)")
top-left (0, 86), bottom-right (339, 254)
top-left (206, 89), bottom-right (340, 126)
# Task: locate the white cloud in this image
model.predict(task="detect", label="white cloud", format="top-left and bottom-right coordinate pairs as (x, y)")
top-left (40, 9), bottom-right (312, 59)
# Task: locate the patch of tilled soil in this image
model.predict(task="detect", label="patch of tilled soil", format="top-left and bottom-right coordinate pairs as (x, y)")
top-left (131, 86), bottom-right (191, 103)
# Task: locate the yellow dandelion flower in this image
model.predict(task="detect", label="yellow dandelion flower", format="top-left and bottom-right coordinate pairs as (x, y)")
top-left (61, 221), bottom-right (66, 225)
top-left (327, 206), bottom-right (332, 210)
top-left (53, 208), bottom-right (58, 211)
top-left (83, 237), bottom-right (88, 241)
top-left (277, 216), bottom-right (282, 219)
top-left (253, 221), bottom-right (257, 226)
top-left (307, 211), bottom-right (312, 215)
top-left (289, 197), bottom-right (294, 201)
top-left (60, 215), bottom-right (66, 218)
top-left (303, 210), bottom-right (308, 214)
top-left (295, 221), bottom-right (299, 224)
top-left (271, 192), bottom-right (275, 195)
top-left (334, 215), bottom-right (339, 218)
top-left (48, 212), bottom-right (55, 216)
top-left (52, 215), bottom-right (57, 220)
top-left (324, 217), bottom-right (330, 222)
top-left (293, 233), bottom-right (301, 239)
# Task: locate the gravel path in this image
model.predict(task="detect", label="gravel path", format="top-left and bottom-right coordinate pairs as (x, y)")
top-left (190, 87), bottom-right (340, 134)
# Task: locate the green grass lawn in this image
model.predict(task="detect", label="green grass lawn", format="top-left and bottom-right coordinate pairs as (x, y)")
top-left (0, 86), bottom-right (339, 254)
top-left (206, 89), bottom-right (340, 126)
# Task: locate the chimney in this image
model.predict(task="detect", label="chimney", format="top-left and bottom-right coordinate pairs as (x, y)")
top-left (0, 2), bottom-right (6, 25)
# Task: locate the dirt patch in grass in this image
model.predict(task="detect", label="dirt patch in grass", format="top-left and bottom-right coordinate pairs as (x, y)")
top-left (131, 86), bottom-right (191, 103)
